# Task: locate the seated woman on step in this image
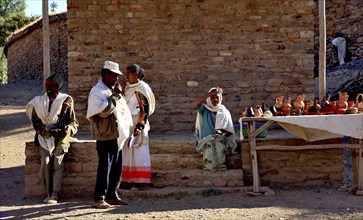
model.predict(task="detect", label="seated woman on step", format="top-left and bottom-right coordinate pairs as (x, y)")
top-left (194, 87), bottom-right (237, 171)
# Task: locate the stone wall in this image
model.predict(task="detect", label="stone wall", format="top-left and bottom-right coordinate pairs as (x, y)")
top-left (25, 138), bottom-right (344, 197)
top-left (67, 0), bottom-right (316, 133)
top-left (4, 13), bottom-right (68, 82)
top-left (313, 0), bottom-right (363, 73)
top-left (240, 138), bottom-right (344, 187)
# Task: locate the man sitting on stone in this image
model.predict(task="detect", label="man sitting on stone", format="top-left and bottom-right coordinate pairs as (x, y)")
top-left (26, 72), bottom-right (79, 204)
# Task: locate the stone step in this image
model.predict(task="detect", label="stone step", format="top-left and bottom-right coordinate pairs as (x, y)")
top-left (151, 153), bottom-right (242, 170)
top-left (149, 130), bottom-right (343, 155)
top-left (150, 139), bottom-right (196, 154)
top-left (118, 186), bottom-right (271, 199)
top-left (151, 154), bottom-right (204, 170)
top-left (151, 169), bottom-right (244, 188)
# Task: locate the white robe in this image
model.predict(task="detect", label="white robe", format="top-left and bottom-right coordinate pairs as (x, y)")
top-left (87, 79), bottom-right (133, 150)
top-left (26, 92), bottom-right (69, 153)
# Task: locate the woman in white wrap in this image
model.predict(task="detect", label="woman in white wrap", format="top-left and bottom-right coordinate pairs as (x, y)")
top-left (121, 64), bottom-right (155, 190)
top-left (195, 87), bottom-right (236, 171)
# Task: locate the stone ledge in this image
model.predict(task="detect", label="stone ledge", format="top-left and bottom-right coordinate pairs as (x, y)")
top-left (24, 133), bottom-right (345, 197)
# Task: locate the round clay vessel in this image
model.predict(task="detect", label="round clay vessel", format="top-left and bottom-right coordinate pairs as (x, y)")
top-left (336, 101), bottom-right (348, 109)
top-left (347, 107), bottom-right (358, 114)
top-left (335, 108), bottom-right (347, 114)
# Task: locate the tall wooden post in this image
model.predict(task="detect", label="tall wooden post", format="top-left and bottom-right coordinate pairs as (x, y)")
top-left (318, 0), bottom-right (326, 101)
top-left (42, 0), bottom-right (50, 90)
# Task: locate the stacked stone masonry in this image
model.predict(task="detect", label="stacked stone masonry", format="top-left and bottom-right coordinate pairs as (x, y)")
top-left (5, 13), bottom-right (68, 82)
top-left (67, 0), bottom-right (317, 133)
top-left (4, 1), bottom-right (362, 133)
top-left (25, 137), bottom-right (344, 198)
top-left (313, 0), bottom-right (363, 72)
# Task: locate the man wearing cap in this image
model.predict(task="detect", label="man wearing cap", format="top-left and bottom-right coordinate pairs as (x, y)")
top-left (87, 61), bottom-right (133, 209)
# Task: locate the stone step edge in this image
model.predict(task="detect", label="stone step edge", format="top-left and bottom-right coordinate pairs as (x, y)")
top-left (118, 186), bottom-right (271, 199)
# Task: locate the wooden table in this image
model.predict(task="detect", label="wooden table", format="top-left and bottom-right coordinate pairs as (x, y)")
top-left (240, 115), bottom-right (363, 195)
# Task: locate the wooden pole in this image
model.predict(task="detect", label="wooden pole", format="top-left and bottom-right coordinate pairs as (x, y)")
top-left (318, 0), bottom-right (326, 101)
top-left (42, 0), bottom-right (50, 90)
top-left (357, 140), bottom-right (363, 192)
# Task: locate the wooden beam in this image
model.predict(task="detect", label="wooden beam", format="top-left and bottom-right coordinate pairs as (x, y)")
top-left (42, 0), bottom-right (50, 90)
top-left (255, 144), bottom-right (362, 151)
top-left (318, 0), bottom-right (326, 101)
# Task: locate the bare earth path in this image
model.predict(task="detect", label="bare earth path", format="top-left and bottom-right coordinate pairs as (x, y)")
top-left (0, 81), bottom-right (362, 219)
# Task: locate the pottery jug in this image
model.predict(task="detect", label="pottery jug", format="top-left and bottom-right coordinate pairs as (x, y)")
top-left (246, 105), bottom-right (254, 117)
top-left (321, 94), bottom-right (331, 109)
top-left (275, 96), bottom-right (284, 110)
top-left (254, 105), bottom-right (263, 117)
top-left (282, 97), bottom-right (292, 116)
top-left (356, 93), bottom-right (363, 113)
top-left (337, 91), bottom-right (349, 109)
top-left (294, 94), bottom-right (305, 109)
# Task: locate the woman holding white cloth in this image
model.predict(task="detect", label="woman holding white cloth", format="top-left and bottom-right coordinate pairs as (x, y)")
top-left (121, 64), bottom-right (155, 190)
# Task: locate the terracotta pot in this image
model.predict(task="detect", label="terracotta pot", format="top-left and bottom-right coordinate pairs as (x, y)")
top-left (336, 101), bottom-right (348, 109)
top-left (293, 94), bottom-right (305, 109)
top-left (275, 96), bottom-right (284, 109)
top-left (339, 91), bottom-right (349, 102)
top-left (336, 108), bottom-right (347, 114)
top-left (348, 101), bottom-right (355, 107)
top-left (347, 107), bottom-right (358, 114)
top-left (282, 107), bottom-right (291, 116)
top-left (356, 93), bottom-right (363, 109)
top-left (328, 101), bottom-right (337, 112)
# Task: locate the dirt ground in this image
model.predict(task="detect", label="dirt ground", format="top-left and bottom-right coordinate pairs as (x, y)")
top-left (0, 80), bottom-right (362, 219)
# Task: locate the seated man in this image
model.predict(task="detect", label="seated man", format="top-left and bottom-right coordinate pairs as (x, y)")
top-left (26, 73), bottom-right (78, 204)
top-left (194, 87), bottom-right (236, 171)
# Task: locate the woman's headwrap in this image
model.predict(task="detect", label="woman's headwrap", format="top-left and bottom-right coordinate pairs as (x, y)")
top-left (138, 68), bottom-right (145, 80)
top-left (206, 87), bottom-right (222, 108)
top-left (195, 87), bottom-right (235, 143)
top-left (126, 64), bottom-right (141, 74)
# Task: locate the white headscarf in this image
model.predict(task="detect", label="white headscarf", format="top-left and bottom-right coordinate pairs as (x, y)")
top-left (195, 87), bottom-right (235, 141)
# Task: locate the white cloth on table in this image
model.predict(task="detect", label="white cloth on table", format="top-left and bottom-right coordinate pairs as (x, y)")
top-left (269, 114), bottom-right (363, 141)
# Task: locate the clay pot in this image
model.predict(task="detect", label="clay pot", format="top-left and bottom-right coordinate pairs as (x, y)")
top-left (321, 94), bottom-right (331, 110)
top-left (294, 94), bottom-right (305, 109)
top-left (336, 108), bottom-right (347, 114)
top-left (336, 101), bottom-right (348, 109)
top-left (275, 96), bottom-right (284, 109)
top-left (339, 91), bottom-right (349, 102)
top-left (347, 107), bottom-right (358, 114)
top-left (328, 101), bottom-right (337, 113)
top-left (356, 93), bottom-right (363, 113)
top-left (348, 101), bottom-right (355, 107)
top-left (254, 105), bottom-right (263, 118)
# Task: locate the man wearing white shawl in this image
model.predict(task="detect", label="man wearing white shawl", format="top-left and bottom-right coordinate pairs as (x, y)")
top-left (87, 61), bottom-right (132, 209)
top-left (120, 64), bottom-right (156, 190)
top-left (26, 73), bottom-right (78, 204)
top-left (195, 87), bottom-right (236, 171)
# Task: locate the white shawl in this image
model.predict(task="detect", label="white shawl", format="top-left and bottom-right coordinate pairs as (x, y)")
top-left (87, 79), bottom-right (133, 150)
top-left (124, 80), bottom-right (156, 115)
top-left (26, 92), bottom-right (69, 153)
top-left (195, 91), bottom-right (235, 141)
top-left (123, 80), bottom-right (156, 147)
